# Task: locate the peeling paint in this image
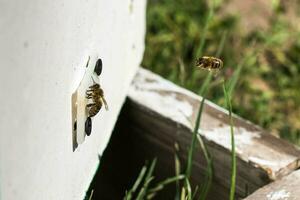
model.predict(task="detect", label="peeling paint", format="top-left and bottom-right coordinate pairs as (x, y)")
top-left (131, 69), bottom-right (197, 126)
top-left (129, 88), bottom-right (193, 126)
top-left (267, 190), bottom-right (290, 200)
top-left (134, 69), bottom-right (204, 102)
top-left (248, 156), bottom-right (278, 166)
top-left (130, 68), bottom-right (300, 181)
top-left (200, 127), bottom-right (261, 153)
top-left (135, 68), bottom-right (245, 119)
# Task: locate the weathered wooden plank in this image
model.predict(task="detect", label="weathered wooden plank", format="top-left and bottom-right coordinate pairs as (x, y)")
top-left (244, 169), bottom-right (300, 200)
top-left (126, 68), bottom-right (300, 199)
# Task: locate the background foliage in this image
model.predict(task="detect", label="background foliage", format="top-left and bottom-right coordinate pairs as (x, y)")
top-left (142, 0), bottom-right (300, 145)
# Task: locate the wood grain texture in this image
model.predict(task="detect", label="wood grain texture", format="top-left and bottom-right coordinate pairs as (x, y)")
top-left (126, 68), bottom-right (300, 199)
top-left (244, 169), bottom-right (300, 200)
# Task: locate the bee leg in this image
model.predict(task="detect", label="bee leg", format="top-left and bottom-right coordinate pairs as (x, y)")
top-left (86, 90), bottom-right (94, 98)
top-left (86, 103), bottom-right (96, 108)
top-left (86, 94), bottom-right (93, 99)
top-left (86, 89), bottom-right (94, 94)
top-left (85, 56), bottom-right (90, 68)
top-left (101, 97), bottom-right (109, 110)
top-left (91, 76), bottom-right (97, 84)
top-left (89, 84), bottom-right (99, 90)
top-left (89, 104), bottom-right (101, 117)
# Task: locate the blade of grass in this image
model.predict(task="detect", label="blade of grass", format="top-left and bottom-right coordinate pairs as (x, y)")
top-left (197, 134), bottom-right (213, 200)
top-left (186, 2), bottom-right (225, 197)
top-left (184, 178), bottom-right (192, 200)
top-left (191, 0), bottom-right (216, 85)
top-left (188, 26), bottom-right (227, 200)
top-left (222, 48), bottom-right (249, 200)
top-left (181, 187), bottom-right (186, 200)
top-left (124, 165), bottom-right (147, 200)
top-left (147, 175), bottom-right (185, 199)
top-left (136, 158), bottom-right (157, 200)
top-left (191, 185), bottom-right (199, 200)
top-left (196, 1), bottom-right (215, 57)
top-left (178, 57), bottom-right (186, 86)
top-left (216, 30), bottom-right (228, 58)
top-left (185, 28), bottom-right (226, 197)
top-left (175, 143), bottom-right (182, 200)
top-left (88, 190), bottom-right (94, 200)
top-left (144, 158), bottom-right (157, 183)
top-left (136, 177), bottom-right (155, 200)
top-left (227, 49), bottom-right (257, 97)
top-left (198, 73), bottom-right (213, 95)
top-left (226, 60), bottom-right (243, 98)
top-left (185, 97), bottom-right (206, 179)
top-left (223, 83), bottom-right (236, 200)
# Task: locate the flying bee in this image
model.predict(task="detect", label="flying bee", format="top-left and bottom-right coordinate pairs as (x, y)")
top-left (86, 77), bottom-right (108, 117)
top-left (195, 56), bottom-right (223, 71)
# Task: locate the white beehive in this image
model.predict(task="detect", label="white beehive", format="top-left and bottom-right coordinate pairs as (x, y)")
top-left (0, 0), bottom-right (146, 199)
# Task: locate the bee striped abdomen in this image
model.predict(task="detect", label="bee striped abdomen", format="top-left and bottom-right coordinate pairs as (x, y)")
top-left (87, 103), bottom-right (102, 117)
top-left (86, 83), bottom-right (108, 117)
top-left (211, 60), bottom-right (221, 69)
top-left (196, 56), bottom-right (223, 71)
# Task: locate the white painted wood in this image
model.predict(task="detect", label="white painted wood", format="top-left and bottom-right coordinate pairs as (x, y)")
top-left (0, 0), bottom-right (146, 199)
top-left (127, 68), bottom-right (300, 199)
top-left (244, 169), bottom-right (300, 200)
top-left (129, 68), bottom-right (300, 181)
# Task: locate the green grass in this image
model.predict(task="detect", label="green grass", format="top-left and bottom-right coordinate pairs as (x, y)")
top-left (124, 165), bottom-right (148, 200)
top-left (223, 83), bottom-right (236, 200)
top-left (143, 0), bottom-right (300, 146)
top-left (185, 2), bottom-right (216, 199)
top-left (124, 159), bottom-right (185, 200)
top-left (185, 97), bottom-right (206, 178)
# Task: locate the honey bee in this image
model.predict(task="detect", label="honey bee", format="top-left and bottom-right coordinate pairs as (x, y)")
top-left (196, 56), bottom-right (223, 71)
top-left (86, 78), bottom-right (108, 117)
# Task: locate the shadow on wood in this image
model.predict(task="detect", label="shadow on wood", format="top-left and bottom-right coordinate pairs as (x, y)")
top-left (86, 100), bottom-right (178, 200)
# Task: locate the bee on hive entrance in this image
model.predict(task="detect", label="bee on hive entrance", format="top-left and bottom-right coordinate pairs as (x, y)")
top-left (86, 77), bottom-right (108, 118)
top-left (195, 56), bottom-right (223, 72)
